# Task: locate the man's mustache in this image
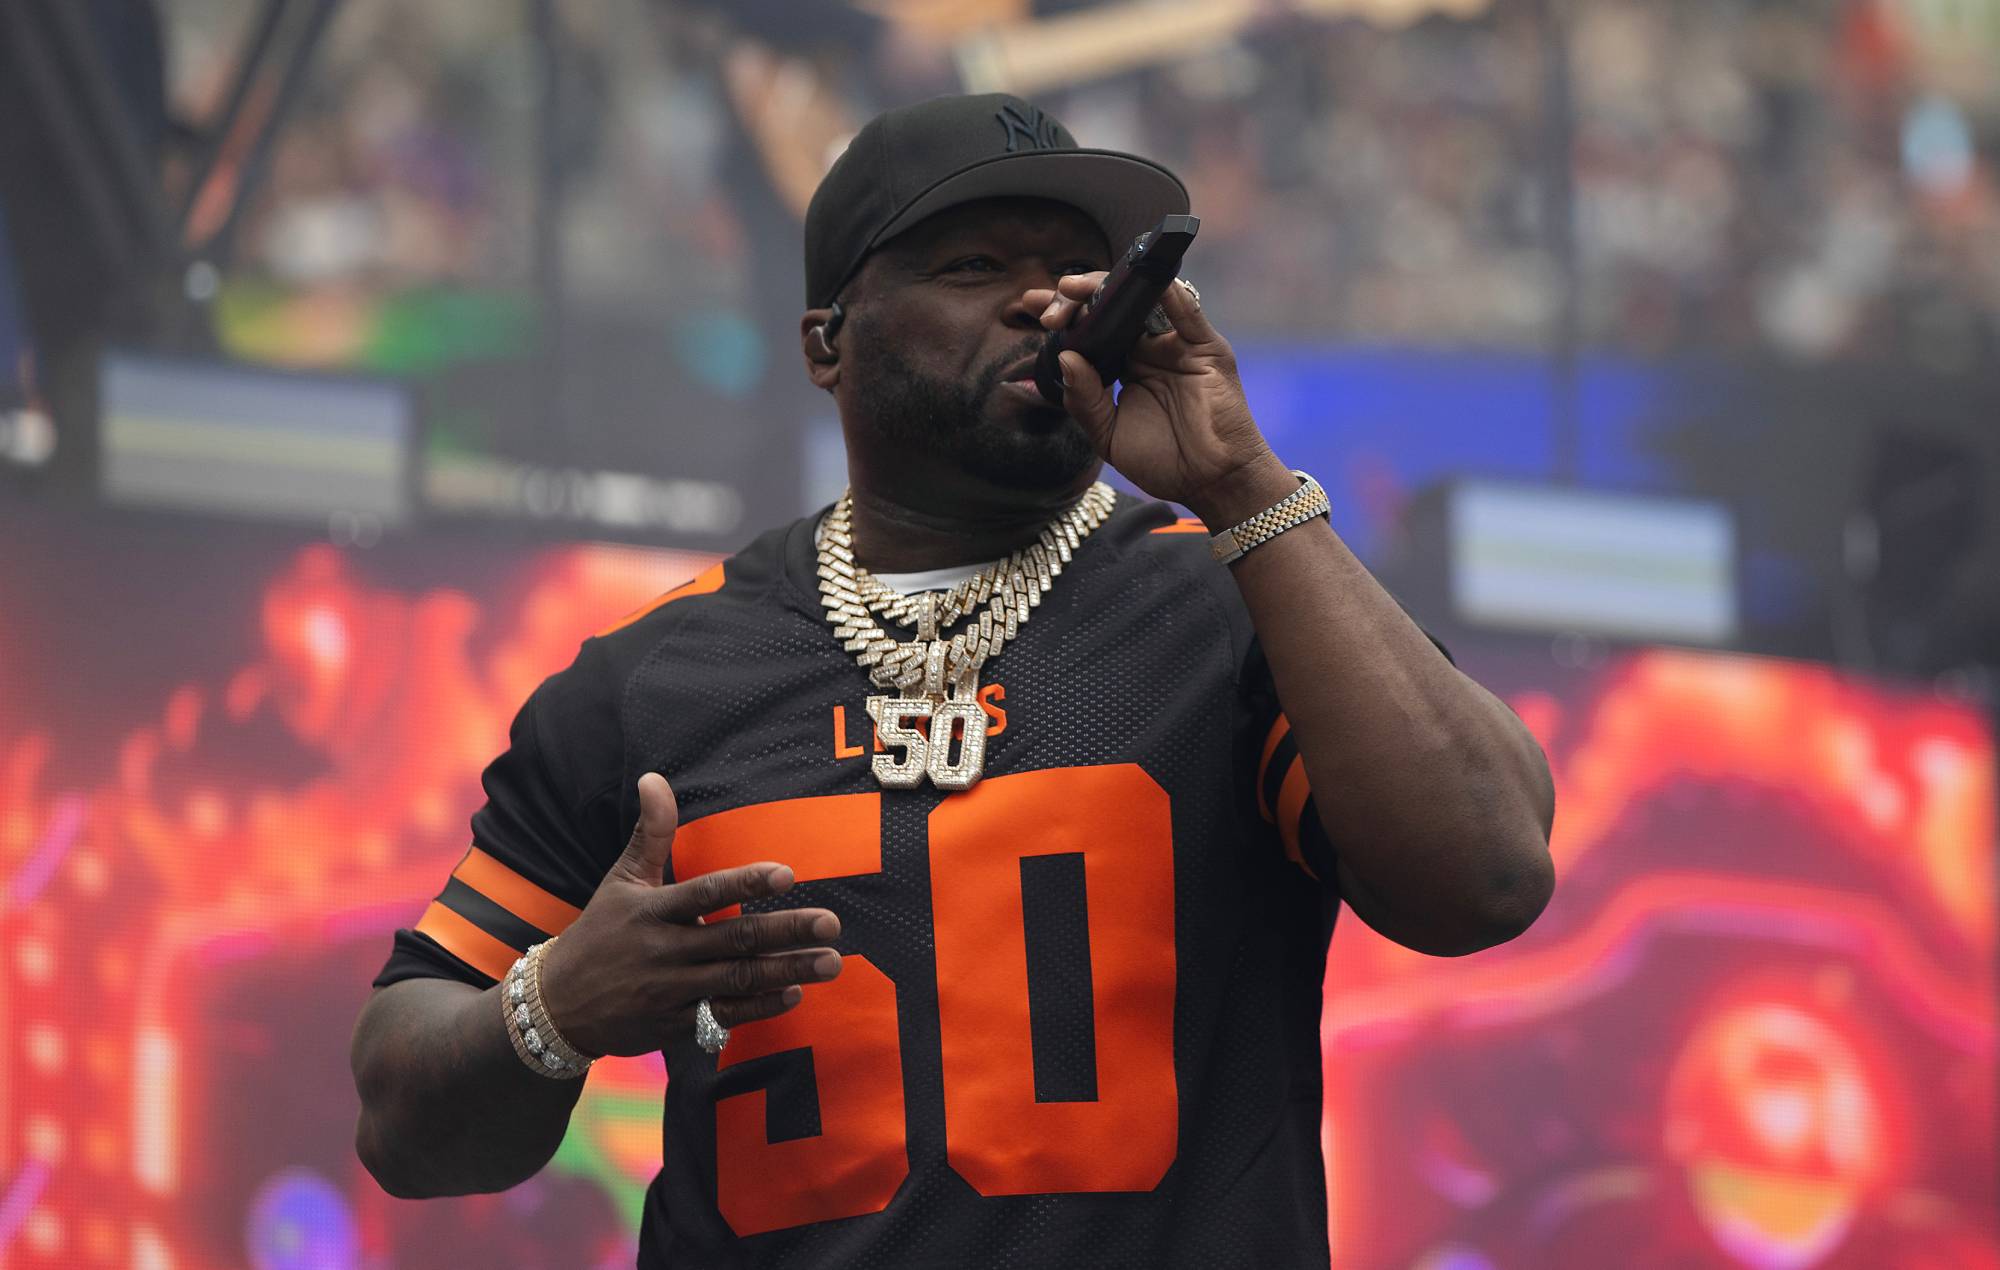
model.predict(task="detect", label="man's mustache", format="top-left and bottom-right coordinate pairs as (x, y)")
top-left (975, 339), bottom-right (1052, 397)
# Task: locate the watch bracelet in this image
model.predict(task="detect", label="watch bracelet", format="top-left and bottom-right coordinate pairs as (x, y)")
top-left (1210, 469), bottom-right (1330, 565)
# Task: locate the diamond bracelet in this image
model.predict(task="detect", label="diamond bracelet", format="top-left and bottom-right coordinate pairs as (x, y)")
top-left (501, 939), bottom-right (595, 1080)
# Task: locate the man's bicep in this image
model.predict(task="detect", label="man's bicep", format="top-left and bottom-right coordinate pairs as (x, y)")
top-left (1240, 615), bottom-right (1455, 886)
top-left (355, 974), bottom-right (482, 1047)
top-left (351, 975), bottom-right (487, 1096)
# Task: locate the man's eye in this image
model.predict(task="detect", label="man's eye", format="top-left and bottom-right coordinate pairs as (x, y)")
top-left (946, 256), bottom-right (1001, 273)
top-left (1057, 263), bottom-right (1102, 278)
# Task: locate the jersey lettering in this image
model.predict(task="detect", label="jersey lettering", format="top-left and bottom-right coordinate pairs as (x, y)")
top-left (831, 685), bottom-right (1009, 762)
top-left (675, 765), bottom-right (1179, 1235)
top-left (931, 764), bottom-right (1177, 1193)
top-left (715, 956), bottom-right (907, 1236)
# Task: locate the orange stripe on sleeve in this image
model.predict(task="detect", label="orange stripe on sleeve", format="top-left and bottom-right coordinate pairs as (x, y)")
top-left (1149, 518), bottom-right (1208, 535)
top-left (597, 562), bottom-right (726, 636)
top-left (1255, 714), bottom-right (1292, 823)
top-left (1273, 757), bottom-right (1321, 882)
top-left (415, 901), bottom-right (521, 981)
top-left (453, 847), bottom-right (583, 935)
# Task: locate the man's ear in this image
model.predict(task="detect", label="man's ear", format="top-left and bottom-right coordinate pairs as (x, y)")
top-left (800, 307), bottom-right (841, 390)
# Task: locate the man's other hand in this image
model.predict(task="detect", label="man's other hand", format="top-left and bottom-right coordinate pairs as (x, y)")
top-left (536, 772), bottom-right (843, 1057)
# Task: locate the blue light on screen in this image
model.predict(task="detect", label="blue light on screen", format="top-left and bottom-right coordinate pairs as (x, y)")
top-left (1230, 346), bottom-right (1685, 558)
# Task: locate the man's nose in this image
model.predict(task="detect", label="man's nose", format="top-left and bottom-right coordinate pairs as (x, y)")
top-left (1002, 268), bottom-right (1064, 330)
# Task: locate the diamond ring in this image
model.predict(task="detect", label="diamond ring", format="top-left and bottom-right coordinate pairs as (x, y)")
top-left (694, 998), bottom-right (730, 1054)
top-left (1145, 277), bottom-right (1202, 336)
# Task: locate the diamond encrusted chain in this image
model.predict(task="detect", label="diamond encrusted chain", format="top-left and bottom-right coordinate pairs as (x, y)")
top-left (816, 482), bottom-right (1115, 790)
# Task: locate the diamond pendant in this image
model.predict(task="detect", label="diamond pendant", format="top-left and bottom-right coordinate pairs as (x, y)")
top-left (865, 688), bottom-right (988, 790)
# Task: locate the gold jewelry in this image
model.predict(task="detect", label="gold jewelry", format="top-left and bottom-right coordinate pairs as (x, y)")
top-left (502, 939), bottom-right (594, 1079)
top-left (817, 482), bottom-right (1115, 790)
top-left (1209, 470), bottom-right (1328, 566)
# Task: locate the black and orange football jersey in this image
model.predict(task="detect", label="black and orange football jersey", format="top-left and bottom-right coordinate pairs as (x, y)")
top-left (376, 494), bottom-right (1355, 1268)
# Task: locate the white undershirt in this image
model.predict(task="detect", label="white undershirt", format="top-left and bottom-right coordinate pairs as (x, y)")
top-left (815, 514), bottom-right (998, 597)
top-left (869, 561), bottom-right (997, 595)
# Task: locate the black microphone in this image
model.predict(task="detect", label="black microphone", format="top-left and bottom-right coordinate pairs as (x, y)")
top-left (1034, 213), bottom-right (1200, 405)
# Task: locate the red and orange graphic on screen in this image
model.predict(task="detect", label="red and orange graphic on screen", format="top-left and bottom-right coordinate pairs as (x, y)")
top-left (1322, 653), bottom-right (1996, 1270)
top-left (0, 533), bottom-right (711, 1268)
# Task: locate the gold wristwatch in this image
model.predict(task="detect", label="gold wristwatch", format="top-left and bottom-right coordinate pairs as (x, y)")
top-left (1209, 470), bottom-right (1330, 566)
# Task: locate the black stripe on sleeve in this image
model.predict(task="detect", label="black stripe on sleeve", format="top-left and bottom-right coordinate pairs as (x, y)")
top-left (438, 876), bottom-right (551, 953)
top-left (1260, 730), bottom-right (1300, 823)
top-left (1295, 800), bottom-right (1340, 888)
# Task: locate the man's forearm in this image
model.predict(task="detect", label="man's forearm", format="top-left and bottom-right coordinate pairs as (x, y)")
top-left (352, 978), bottom-right (587, 1197)
top-left (1190, 456), bottom-right (1557, 956)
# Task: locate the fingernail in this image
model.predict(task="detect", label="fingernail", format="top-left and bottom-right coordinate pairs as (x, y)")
top-left (767, 865), bottom-right (795, 891)
top-left (811, 913), bottom-right (840, 940)
top-left (781, 986), bottom-right (803, 1006)
top-left (1060, 359), bottom-right (1073, 386)
top-left (812, 952), bottom-right (842, 979)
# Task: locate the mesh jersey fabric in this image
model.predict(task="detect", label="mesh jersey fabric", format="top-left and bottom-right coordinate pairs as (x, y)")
top-left (374, 494), bottom-right (1358, 1268)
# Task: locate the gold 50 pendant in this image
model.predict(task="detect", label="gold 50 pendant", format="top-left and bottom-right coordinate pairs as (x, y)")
top-left (865, 695), bottom-right (989, 790)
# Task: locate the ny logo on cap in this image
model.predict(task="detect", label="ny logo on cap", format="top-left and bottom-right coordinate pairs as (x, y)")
top-left (996, 102), bottom-right (1062, 153)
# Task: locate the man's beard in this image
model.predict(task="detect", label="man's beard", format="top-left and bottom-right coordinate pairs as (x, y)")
top-left (849, 336), bottom-right (1099, 492)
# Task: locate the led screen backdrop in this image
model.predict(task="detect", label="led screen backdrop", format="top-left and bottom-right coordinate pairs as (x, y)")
top-left (1320, 648), bottom-right (1997, 1270)
top-left (0, 506), bottom-right (1992, 1269)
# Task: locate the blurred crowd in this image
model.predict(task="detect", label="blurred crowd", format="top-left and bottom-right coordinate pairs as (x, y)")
top-left (162, 0), bottom-right (1999, 371)
top-left (1562, 0), bottom-right (1999, 369)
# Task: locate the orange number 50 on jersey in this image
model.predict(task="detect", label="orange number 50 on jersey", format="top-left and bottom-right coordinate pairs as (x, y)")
top-left (672, 764), bottom-right (1179, 1237)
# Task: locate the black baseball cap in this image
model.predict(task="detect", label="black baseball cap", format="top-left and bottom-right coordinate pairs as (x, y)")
top-left (803, 93), bottom-right (1189, 308)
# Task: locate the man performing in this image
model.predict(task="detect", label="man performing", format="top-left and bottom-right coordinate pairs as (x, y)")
top-left (352, 93), bottom-right (1556, 1267)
